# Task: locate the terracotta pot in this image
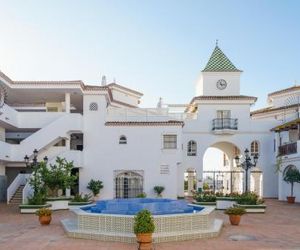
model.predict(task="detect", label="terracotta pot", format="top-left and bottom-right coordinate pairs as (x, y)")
top-left (136, 233), bottom-right (152, 250)
top-left (229, 214), bottom-right (241, 226)
top-left (287, 196), bottom-right (295, 204)
top-left (39, 215), bottom-right (52, 225)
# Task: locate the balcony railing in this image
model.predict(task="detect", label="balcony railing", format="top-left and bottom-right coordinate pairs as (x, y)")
top-left (212, 118), bottom-right (238, 131)
top-left (278, 142), bottom-right (297, 156)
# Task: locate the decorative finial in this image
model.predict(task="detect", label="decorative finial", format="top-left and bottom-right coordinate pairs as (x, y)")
top-left (113, 78), bottom-right (116, 84)
top-left (216, 39), bottom-right (218, 46)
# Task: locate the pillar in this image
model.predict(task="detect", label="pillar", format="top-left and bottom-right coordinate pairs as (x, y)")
top-left (65, 93), bottom-right (71, 113)
top-left (187, 170), bottom-right (194, 196)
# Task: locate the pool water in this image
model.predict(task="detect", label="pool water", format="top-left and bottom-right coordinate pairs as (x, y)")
top-left (81, 198), bottom-right (203, 215)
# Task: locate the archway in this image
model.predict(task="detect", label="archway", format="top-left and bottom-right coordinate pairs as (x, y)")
top-left (202, 141), bottom-right (243, 194)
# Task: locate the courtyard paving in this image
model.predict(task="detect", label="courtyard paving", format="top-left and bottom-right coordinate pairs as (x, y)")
top-left (0, 199), bottom-right (299, 250)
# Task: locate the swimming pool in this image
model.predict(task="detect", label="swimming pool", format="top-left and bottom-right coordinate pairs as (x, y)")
top-left (81, 198), bottom-right (203, 215)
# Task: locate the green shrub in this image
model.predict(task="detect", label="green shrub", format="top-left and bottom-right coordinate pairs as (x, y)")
top-left (194, 192), bottom-right (216, 202)
top-left (224, 207), bottom-right (246, 215)
top-left (28, 192), bottom-right (46, 205)
top-left (236, 192), bottom-right (263, 205)
top-left (133, 209), bottom-right (155, 234)
top-left (87, 179), bottom-right (104, 196)
top-left (153, 186), bottom-right (165, 197)
top-left (72, 193), bottom-right (92, 202)
top-left (136, 192), bottom-right (147, 198)
top-left (283, 167), bottom-right (300, 197)
top-left (36, 208), bottom-right (52, 216)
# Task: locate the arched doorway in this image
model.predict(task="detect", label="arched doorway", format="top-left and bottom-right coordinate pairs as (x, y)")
top-left (202, 141), bottom-right (243, 194)
top-left (114, 171), bottom-right (143, 198)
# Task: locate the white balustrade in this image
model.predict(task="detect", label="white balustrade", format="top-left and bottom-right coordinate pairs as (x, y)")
top-left (22, 177), bottom-right (33, 204)
top-left (106, 107), bottom-right (196, 122)
top-left (7, 173), bottom-right (31, 204)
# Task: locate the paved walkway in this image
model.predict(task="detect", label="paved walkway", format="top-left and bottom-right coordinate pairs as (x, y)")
top-left (0, 199), bottom-right (300, 250)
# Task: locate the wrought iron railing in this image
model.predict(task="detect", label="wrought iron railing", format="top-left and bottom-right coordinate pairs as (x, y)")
top-left (212, 118), bottom-right (238, 131)
top-left (278, 142), bottom-right (297, 156)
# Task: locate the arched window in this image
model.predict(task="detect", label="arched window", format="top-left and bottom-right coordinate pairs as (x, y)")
top-left (89, 102), bottom-right (98, 111)
top-left (251, 141), bottom-right (259, 155)
top-left (119, 135), bottom-right (127, 144)
top-left (187, 140), bottom-right (197, 156)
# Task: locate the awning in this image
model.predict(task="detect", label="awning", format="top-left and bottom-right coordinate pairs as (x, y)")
top-left (271, 118), bottom-right (300, 132)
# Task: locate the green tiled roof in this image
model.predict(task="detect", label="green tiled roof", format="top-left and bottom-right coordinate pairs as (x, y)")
top-left (202, 46), bottom-right (241, 72)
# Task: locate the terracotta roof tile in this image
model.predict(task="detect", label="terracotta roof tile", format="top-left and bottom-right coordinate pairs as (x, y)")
top-left (105, 121), bottom-right (184, 127)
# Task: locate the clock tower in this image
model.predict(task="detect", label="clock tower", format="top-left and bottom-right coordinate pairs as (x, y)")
top-left (196, 44), bottom-right (242, 96)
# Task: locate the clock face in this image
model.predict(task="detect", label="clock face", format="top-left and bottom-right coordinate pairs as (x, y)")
top-left (216, 79), bottom-right (227, 90)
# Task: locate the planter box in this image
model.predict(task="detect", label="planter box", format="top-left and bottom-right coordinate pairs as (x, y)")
top-left (193, 201), bottom-right (216, 206)
top-left (216, 197), bottom-right (238, 210)
top-left (46, 197), bottom-right (73, 210)
top-left (19, 204), bottom-right (52, 214)
top-left (236, 204), bottom-right (266, 213)
top-left (68, 201), bottom-right (93, 207)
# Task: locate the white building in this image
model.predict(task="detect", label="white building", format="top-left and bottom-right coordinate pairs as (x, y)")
top-left (1, 45), bottom-right (299, 203)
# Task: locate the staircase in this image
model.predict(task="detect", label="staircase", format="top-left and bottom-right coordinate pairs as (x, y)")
top-left (9, 185), bottom-right (25, 205)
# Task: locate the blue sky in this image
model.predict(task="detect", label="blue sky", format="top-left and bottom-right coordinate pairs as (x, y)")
top-left (0, 0), bottom-right (299, 109)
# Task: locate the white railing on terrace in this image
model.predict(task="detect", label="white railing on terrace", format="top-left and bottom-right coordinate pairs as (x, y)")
top-left (106, 107), bottom-right (196, 122)
top-left (22, 176), bottom-right (33, 204)
top-left (7, 173), bottom-right (31, 204)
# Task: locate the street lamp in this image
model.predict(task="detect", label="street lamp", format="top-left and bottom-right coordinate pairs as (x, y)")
top-left (234, 148), bottom-right (259, 192)
top-left (24, 149), bottom-right (48, 195)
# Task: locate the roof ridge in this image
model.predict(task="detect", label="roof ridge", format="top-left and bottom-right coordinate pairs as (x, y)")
top-left (202, 45), bottom-right (241, 72)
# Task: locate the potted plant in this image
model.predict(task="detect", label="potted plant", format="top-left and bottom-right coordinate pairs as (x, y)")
top-left (36, 207), bottom-right (52, 225)
top-left (134, 209), bottom-right (155, 250)
top-left (224, 207), bottom-right (246, 226)
top-left (153, 186), bottom-right (165, 197)
top-left (283, 167), bottom-right (300, 203)
top-left (87, 179), bottom-right (104, 200)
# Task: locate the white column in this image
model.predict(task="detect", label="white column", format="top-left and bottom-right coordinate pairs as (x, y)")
top-left (65, 93), bottom-right (71, 113)
top-left (187, 170), bottom-right (194, 196)
top-left (177, 163), bottom-right (184, 197)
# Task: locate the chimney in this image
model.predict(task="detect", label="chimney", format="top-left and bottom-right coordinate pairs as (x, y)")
top-left (101, 75), bottom-right (107, 86)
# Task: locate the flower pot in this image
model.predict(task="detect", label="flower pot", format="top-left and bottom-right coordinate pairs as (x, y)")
top-left (39, 215), bottom-right (52, 225)
top-left (287, 196), bottom-right (295, 204)
top-left (229, 215), bottom-right (241, 226)
top-left (136, 233), bottom-right (152, 250)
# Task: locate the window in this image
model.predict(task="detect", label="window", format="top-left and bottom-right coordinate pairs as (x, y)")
top-left (119, 135), bottom-right (127, 144)
top-left (217, 110), bottom-right (231, 119)
top-left (187, 140), bottom-right (197, 156)
top-left (163, 135), bottom-right (177, 149)
top-left (251, 141), bottom-right (259, 155)
top-left (89, 102), bottom-right (98, 111)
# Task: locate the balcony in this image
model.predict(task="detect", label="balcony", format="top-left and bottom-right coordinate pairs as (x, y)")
top-left (212, 118), bottom-right (238, 135)
top-left (278, 142), bottom-right (297, 156)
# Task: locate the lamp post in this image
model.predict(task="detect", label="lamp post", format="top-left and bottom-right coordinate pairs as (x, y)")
top-left (24, 149), bottom-right (48, 195)
top-left (234, 148), bottom-right (259, 192)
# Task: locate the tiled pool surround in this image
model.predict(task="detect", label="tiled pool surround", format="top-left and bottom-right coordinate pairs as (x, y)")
top-left (62, 204), bottom-right (223, 243)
